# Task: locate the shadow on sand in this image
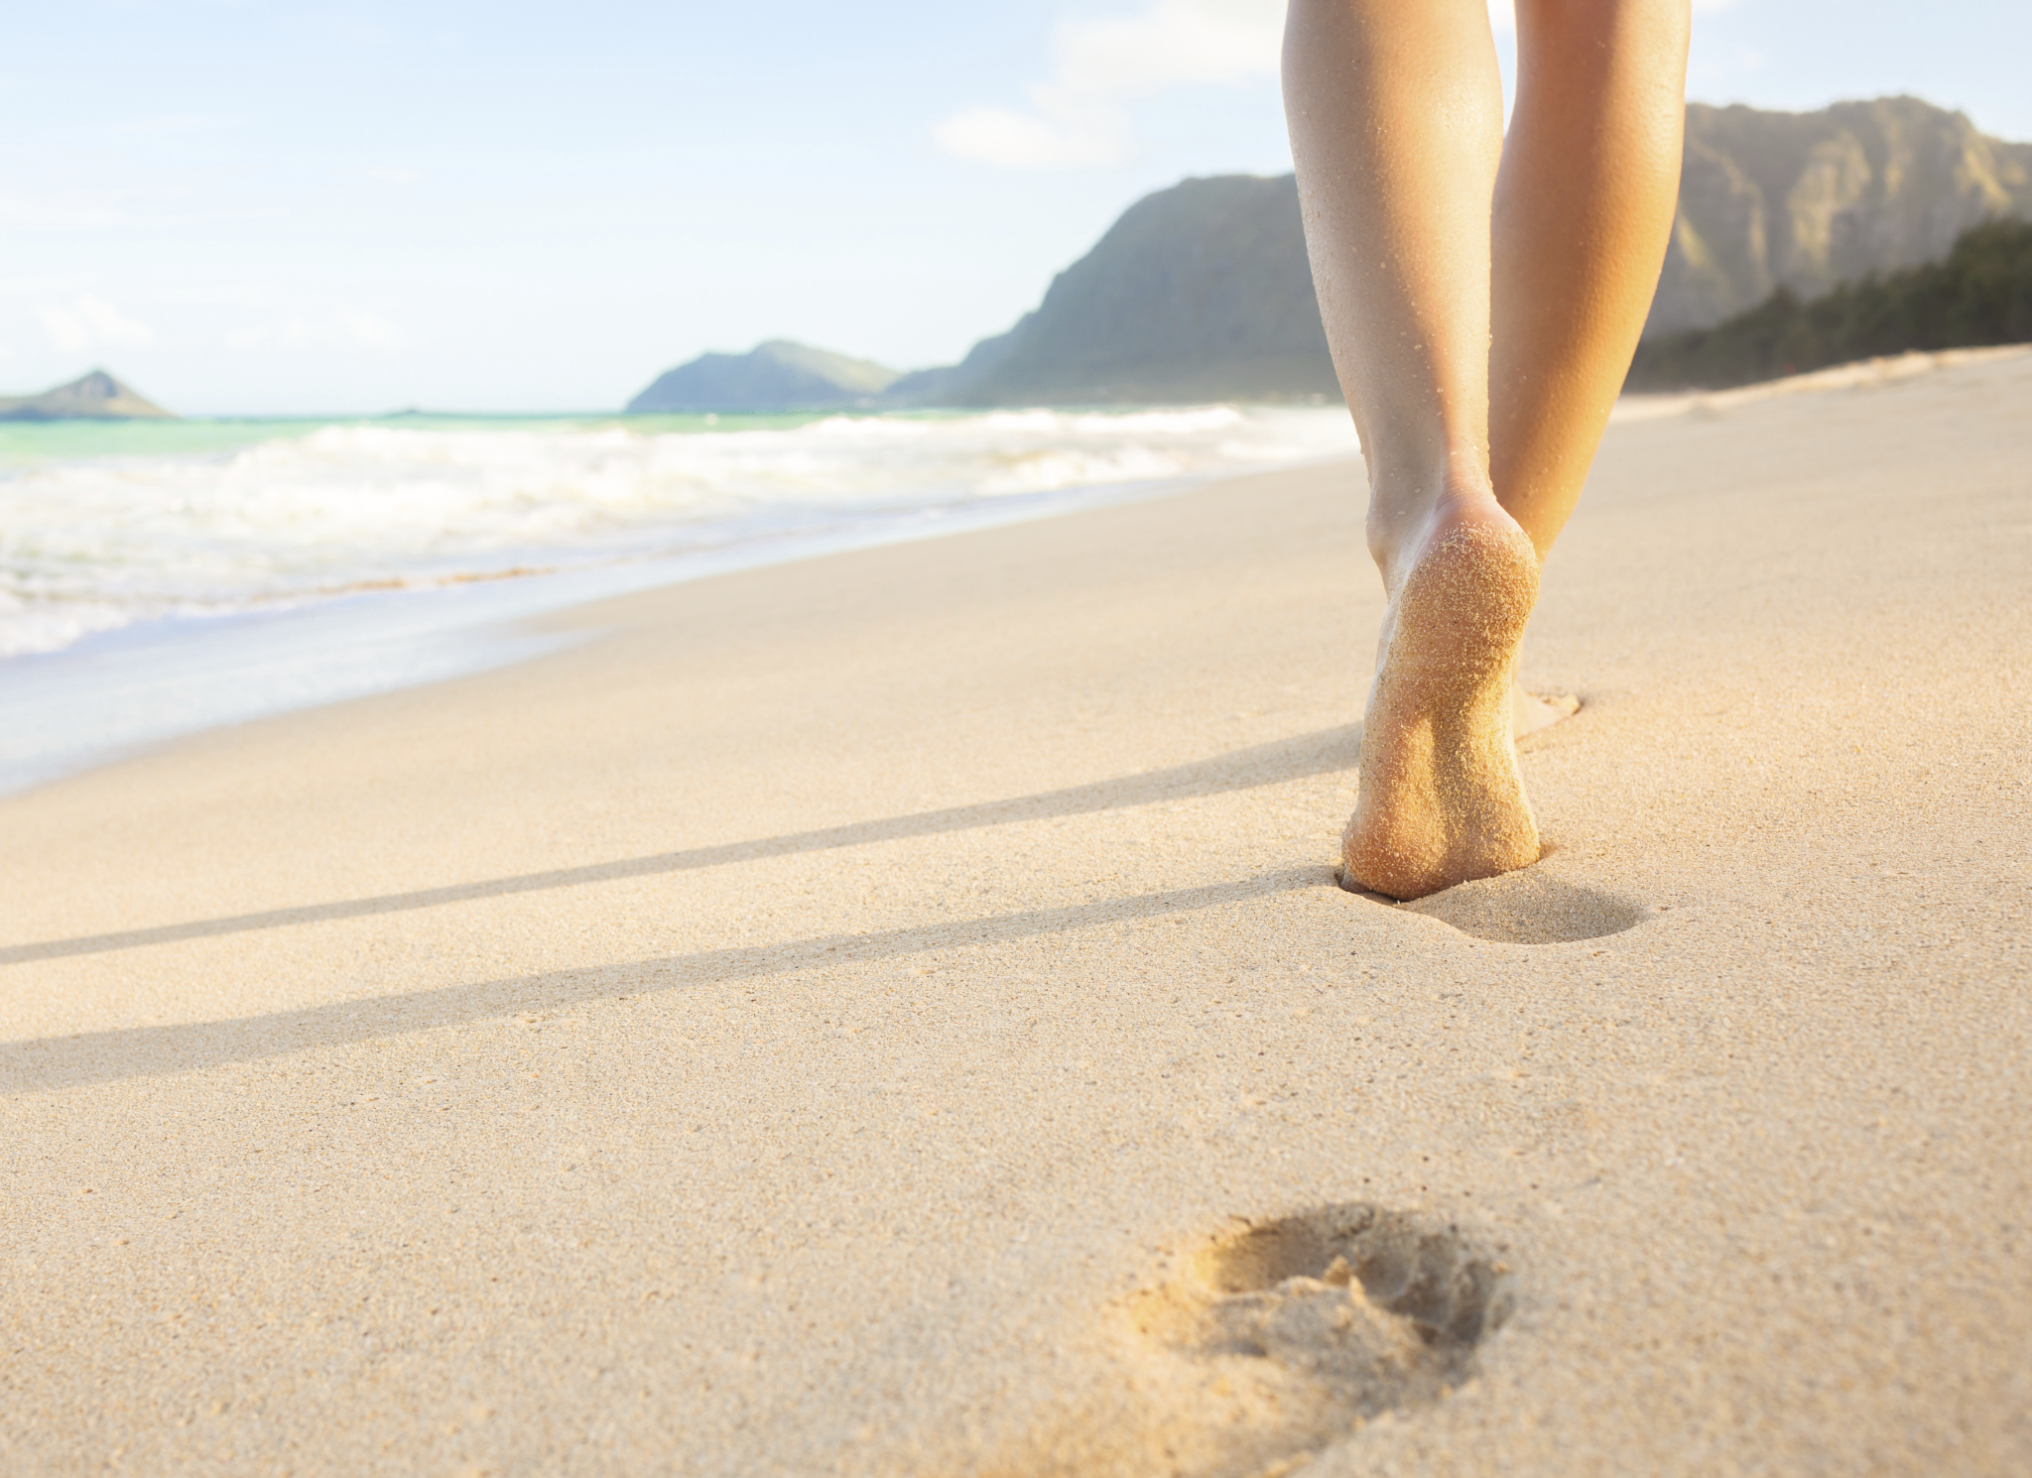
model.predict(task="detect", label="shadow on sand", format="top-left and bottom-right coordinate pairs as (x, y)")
top-left (1, 724), bottom-right (1358, 969)
top-left (0, 867), bottom-right (1335, 1094)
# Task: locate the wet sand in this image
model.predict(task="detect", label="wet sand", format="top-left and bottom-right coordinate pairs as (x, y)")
top-left (3, 349), bottom-right (2030, 1476)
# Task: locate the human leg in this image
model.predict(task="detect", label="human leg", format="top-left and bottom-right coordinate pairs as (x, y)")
top-left (1491, 0), bottom-right (1691, 556)
top-left (1284, 0), bottom-right (1541, 900)
top-left (1283, 0), bottom-right (1689, 899)
top-left (1282, 0), bottom-right (1507, 582)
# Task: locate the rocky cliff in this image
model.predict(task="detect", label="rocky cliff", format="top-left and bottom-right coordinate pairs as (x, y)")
top-left (1652, 96), bottom-right (2032, 335)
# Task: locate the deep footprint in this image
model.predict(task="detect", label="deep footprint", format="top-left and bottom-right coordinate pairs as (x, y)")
top-left (1101, 1206), bottom-right (1513, 1477)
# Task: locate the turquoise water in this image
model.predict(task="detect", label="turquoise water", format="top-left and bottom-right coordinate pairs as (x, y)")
top-left (0, 409), bottom-right (851, 469)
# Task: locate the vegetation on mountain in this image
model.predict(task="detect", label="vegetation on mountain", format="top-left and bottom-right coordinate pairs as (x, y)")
top-left (1627, 219), bottom-right (2032, 390)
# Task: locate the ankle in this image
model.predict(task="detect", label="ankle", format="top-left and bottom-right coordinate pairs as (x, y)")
top-left (1366, 464), bottom-right (1501, 589)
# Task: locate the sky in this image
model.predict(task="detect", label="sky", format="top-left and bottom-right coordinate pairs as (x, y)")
top-left (2, 0), bottom-right (2026, 415)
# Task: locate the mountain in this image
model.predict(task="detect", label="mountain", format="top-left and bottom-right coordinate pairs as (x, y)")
top-left (893, 99), bottom-right (2032, 407)
top-left (0, 369), bottom-right (174, 421)
top-left (1652, 96), bottom-right (2032, 336)
top-left (891, 174), bottom-right (1337, 407)
top-left (626, 339), bottom-right (900, 414)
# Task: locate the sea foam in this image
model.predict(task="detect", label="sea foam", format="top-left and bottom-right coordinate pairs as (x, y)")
top-left (0, 405), bottom-right (1359, 659)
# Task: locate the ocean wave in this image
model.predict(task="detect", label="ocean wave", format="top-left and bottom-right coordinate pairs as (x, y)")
top-left (0, 405), bottom-right (1357, 658)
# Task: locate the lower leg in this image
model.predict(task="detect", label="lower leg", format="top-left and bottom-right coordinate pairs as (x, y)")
top-left (1491, 0), bottom-right (1691, 556)
top-left (1282, 0), bottom-right (1506, 580)
top-left (1284, 0), bottom-right (1542, 900)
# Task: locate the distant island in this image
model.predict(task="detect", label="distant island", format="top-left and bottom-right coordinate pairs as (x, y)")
top-left (626, 340), bottom-right (900, 414)
top-left (624, 96), bottom-right (2032, 412)
top-left (0, 369), bottom-right (174, 422)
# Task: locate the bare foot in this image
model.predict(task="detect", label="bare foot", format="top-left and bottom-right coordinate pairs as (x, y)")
top-left (1343, 498), bottom-right (1542, 901)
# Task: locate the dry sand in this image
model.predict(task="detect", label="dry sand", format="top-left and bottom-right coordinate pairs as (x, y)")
top-left (4, 350), bottom-right (2030, 1476)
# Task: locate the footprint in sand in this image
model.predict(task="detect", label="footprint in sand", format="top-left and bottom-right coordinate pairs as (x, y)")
top-left (1342, 859), bottom-right (1648, 945)
top-left (1035, 1206), bottom-right (1513, 1478)
top-left (1396, 865), bottom-right (1647, 944)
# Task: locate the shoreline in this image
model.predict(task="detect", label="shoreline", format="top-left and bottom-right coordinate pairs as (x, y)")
top-left (0, 468), bottom-right (1241, 800)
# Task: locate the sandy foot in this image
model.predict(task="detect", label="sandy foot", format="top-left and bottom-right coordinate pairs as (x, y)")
top-left (1342, 514), bottom-right (1542, 901)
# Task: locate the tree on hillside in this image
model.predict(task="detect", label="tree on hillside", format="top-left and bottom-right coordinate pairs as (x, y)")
top-left (1627, 220), bottom-right (2032, 391)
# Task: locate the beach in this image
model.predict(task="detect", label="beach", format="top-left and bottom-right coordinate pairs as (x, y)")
top-left (3, 349), bottom-right (2030, 1474)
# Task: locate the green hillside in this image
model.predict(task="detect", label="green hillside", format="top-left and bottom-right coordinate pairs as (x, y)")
top-left (1626, 219), bottom-right (2032, 391)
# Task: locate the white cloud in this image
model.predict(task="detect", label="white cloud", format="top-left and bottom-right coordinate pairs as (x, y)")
top-left (934, 91), bottom-right (1134, 170)
top-left (366, 167), bottom-right (425, 186)
top-left (0, 192), bottom-right (130, 231)
top-left (1054, 0), bottom-right (1285, 95)
top-left (37, 296), bottom-right (156, 356)
top-left (0, 190), bottom-right (287, 232)
top-left (934, 0), bottom-right (1283, 170)
top-left (228, 309), bottom-right (404, 351)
